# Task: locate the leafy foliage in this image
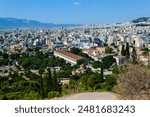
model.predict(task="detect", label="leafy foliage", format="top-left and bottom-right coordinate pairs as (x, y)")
top-left (102, 56), bottom-right (116, 69)
top-left (70, 47), bottom-right (93, 60)
top-left (92, 61), bottom-right (102, 68)
top-left (0, 59), bottom-right (9, 66)
top-left (105, 47), bottom-right (113, 53)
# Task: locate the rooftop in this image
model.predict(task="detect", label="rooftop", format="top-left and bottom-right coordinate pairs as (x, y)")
top-left (143, 55), bottom-right (150, 59)
top-left (55, 50), bottom-right (84, 61)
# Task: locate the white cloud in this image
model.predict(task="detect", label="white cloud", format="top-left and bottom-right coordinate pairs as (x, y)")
top-left (74, 2), bottom-right (80, 6)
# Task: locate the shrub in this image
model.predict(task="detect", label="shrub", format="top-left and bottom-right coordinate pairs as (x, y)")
top-left (48, 91), bottom-right (60, 99)
top-left (117, 64), bottom-right (150, 99)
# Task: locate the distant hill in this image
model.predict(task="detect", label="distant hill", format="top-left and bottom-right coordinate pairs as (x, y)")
top-left (131, 17), bottom-right (150, 23)
top-left (0, 18), bottom-right (81, 28)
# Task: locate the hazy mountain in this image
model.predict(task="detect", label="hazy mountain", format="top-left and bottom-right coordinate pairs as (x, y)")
top-left (0, 18), bottom-right (81, 28)
top-left (131, 17), bottom-right (150, 23)
top-left (131, 17), bottom-right (150, 26)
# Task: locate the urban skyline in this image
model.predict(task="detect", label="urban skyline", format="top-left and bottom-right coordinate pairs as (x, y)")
top-left (0, 0), bottom-right (150, 101)
top-left (0, 0), bottom-right (150, 24)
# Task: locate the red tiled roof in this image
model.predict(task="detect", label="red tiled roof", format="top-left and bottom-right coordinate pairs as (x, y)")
top-left (55, 51), bottom-right (84, 60)
top-left (143, 55), bottom-right (150, 58)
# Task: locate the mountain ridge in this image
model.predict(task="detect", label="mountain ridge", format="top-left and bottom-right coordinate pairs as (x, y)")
top-left (131, 17), bottom-right (150, 23)
top-left (0, 17), bottom-right (81, 28)
top-left (0, 17), bottom-right (150, 28)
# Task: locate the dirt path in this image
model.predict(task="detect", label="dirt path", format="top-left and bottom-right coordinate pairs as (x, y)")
top-left (56, 92), bottom-right (120, 100)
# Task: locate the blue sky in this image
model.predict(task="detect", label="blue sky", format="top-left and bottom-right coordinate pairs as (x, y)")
top-left (0, 0), bottom-right (150, 24)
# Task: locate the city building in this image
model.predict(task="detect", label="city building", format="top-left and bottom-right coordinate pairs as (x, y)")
top-left (114, 55), bottom-right (126, 66)
top-left (54, 50), bottom-right (85, 65)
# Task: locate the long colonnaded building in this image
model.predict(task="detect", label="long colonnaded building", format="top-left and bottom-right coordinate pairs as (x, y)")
top-left (54, 50), bottom-right (85, 65)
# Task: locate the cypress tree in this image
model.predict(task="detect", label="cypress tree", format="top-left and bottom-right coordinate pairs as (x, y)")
top-left (121, 44), bottom-right (126, 56)
top-left (52, 69), bottom-right (59, 91)
top-left (47, 68), bottom-right (53, 91)
top-left (43, 68), bottom-right (53, 97)
top-left (101, 62), bottom-right (104, 81)
top-left (126, 42), bottom-right (130, 59)
top-left (132, 47), bottom-right (137, 64)
top-left (38, 69), bottom-right (44, 98)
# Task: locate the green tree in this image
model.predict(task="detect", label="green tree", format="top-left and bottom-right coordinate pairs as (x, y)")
top-left (70, 47), bottom-right (93, 60)
top-left (52, 69), bottom-right (59, 92)
top-left (26, 48), bottom-right (33, 52)
top-left (0, 59), bottom-right (9, 66)
top-left (69, 80), bottom-right (79, 93)
top-left (142, 48), bottom-right (150, 56)
top-left (131, 47), bottom-right (137, 64)
top-left (104, 75), bottom-right (118, 91)
top-left (101, 63), bottom-right (104, 80)
top-left (80, 73), bottom-right (103, 91)
top-left (105, 47), bottom-right (113, 53)
top-left (102, 56), bottom-right (116, 69)
top-left (70, 47), bottom-right (81, 54)
top-left (21, 59), bottom-right (31, 69)
top-left (47, 68), bottom-right (53, 90)
top-left (43, 68), bottom-right (53, 97)
top-left (0, 51), bottom-right (2, 56)
top-left (92, 61), bottom-right (101, 68)
top-left (3, 53), bottom-right (9, 59)
top-left (87, 75), bottom-right (97, 91)
top-left (125, 42), bottom-right (130, 59)
top-left (121, 44), bottom-right (126, 56)
top-left (38, 68), bottom-right (44, 98)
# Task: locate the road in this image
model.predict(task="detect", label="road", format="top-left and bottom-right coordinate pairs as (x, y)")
top-left (56, 92), bottom-right (120, 100)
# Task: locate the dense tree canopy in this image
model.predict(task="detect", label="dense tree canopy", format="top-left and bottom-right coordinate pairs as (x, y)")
top-left (0, 48), bottom-right (119, 100)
